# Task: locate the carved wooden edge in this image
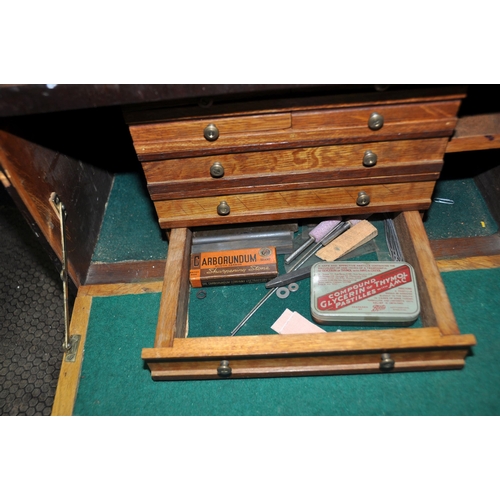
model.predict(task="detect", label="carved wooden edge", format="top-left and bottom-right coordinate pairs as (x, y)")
top-left (51, 295), bottom-right (92, 416)
top-left (154, 228), bottom-right (192, 348)
top-left (394, 211), bottom-right (460, 336)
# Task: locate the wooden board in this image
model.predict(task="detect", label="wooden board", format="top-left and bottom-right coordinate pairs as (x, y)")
top-left (130, 100), bottom-right (460, 161)
top-left (143, 138), bottom-right (447, 200)
top-left (446, 113), bottom-right (500, 153)
top-left (51, 295), bottom-right (92, 416)
top-left (0, 112), bottom-right (115, 287)
top-left (154, 181), bottom-right (437, 228)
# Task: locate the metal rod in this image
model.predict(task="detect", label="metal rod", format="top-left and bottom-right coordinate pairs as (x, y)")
top-left (58, 199), bottom-right (71, 352)
top-left (230, 221), bottom-right (351, 336)
top-left (230, 288), bottom-right (277, 336)
top-left (284, 235), bottom-right (315, 264)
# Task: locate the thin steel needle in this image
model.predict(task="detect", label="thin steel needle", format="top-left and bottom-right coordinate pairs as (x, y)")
top-left (230, 221), bottom-right (351, 336)
top-left (230, 288), bottom-right (277, 336)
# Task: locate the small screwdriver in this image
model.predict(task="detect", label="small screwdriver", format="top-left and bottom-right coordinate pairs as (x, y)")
top-left (284, 218), bottom-right (342, 265)
top-left (265, 219), bottom-right (361, 288)
top-left (230, 219), bottom-right (355, 336)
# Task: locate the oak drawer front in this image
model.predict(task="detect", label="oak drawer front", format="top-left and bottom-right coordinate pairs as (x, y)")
top-left (141, 211), bottom-right (476, 382)
top-left (144, 138), bottom-right (448, 200)
top-left (153, 181), bottom-right (436, 228)
top-left (130, 100), bottom-right (461, 161)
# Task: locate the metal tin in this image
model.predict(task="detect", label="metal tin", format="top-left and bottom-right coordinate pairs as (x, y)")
top-left (310, 261), bottom-right (420, 326)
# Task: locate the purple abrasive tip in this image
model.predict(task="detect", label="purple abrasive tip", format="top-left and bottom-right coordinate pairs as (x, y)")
top-left (285, 218), bottom-right (342, 265)
top-left (309, 218), bottom-right (343, 241)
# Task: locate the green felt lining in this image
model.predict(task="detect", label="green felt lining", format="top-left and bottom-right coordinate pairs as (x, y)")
top-left (91, 172), bottom-right (168, 263)
top-left (73, 268), bottom-right (500, 416)
top-left (424, 177), bottom-right (498, 239)
top-left (78, 166), bottom-right (500, 415)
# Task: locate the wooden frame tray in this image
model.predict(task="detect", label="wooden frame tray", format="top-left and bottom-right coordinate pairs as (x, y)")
top-left (141, 211), bottom-right (477, 380)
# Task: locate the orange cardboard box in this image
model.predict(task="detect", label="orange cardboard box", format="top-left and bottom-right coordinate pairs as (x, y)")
top-left (189, 247), bottom-right (278, 288)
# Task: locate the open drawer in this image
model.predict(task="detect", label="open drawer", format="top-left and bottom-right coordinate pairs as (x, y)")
top-left (141, 211), bottom-right (477, 380)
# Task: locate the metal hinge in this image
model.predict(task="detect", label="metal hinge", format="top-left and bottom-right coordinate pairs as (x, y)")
top-left (49, 192), bottom-right (72, 353)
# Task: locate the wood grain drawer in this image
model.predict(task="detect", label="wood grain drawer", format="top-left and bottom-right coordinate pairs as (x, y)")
top-left (141, 212), bottom-right (476, 381)
top-left (129, 99), bottom-right (461, 161)
top-left (143, 138), bottom-right (448, 200)
top-left (154, 181), bottom-right (436, 229)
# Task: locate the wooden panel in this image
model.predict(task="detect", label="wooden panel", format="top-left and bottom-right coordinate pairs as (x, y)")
top-left (292, 100), bottom-right (461, 130)
top-left (143, 138), bottom-right (448, 200)
top-left (0, 113), bottom-right (115, 287)
top-left (149, 350), bottom-right (470, 380)
top-left (51, 295), bottom-right (92, 416)
top-left (132, 118), bottom-right (458, 162)
top-left (154, 228), bottom-right (192, 348)
top-left (394, 211), bottom-right (460, 336)
top-left (85, 260), bottom-right (166, 285)
top-left (131, 112), bottom-right (291, 143)
top-left (143, 327), bottom-right (474, 360)
top-left (446, 113), bottom-right (500, 153)
top-left (437, 255), bottom-right (500, 272)
top-left (124, 86), bottom-right (467, 124)
top-left (79, 281), bottom-right (164, 297)
top-left (130, 98), bottom-right (461, 162)
top-left (154, 181), bottom-right (437, 228)
top-left (0, 130), bottom-right (113, 287)
top-left (149, 172), bottom-right (440, 201)
top-left (431, 234), bottom-right (500, 260)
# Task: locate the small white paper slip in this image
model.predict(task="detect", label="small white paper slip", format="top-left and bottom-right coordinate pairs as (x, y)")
top-left (271, 308), bottom-right (326, 334)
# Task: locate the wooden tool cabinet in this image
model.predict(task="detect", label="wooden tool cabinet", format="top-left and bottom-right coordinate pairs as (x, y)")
top-left (124, 86), bottom-right (478, 380)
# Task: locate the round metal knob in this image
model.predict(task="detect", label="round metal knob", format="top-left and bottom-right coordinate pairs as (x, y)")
top-left (363, 150), bottom-right (378, 167)
top-left (204, 123), bottom-right (219, 141)
top-left (368, 112), bottom-right (384, 131)
top-left (217, 360), bottom-right (232, 377)
top-left (356, 191), bottom-right (371, 207)
top-left (210, 162), bottom-right (225, 178)
top-left (380, 353), bottom-right (395, 371)
top-left (217, 201), bottom-right (230, 216)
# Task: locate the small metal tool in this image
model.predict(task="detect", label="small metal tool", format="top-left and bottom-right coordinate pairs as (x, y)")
top-left (266, 220), bottom-right (359, 288)
top-left (230, 220), bottom-right (352, 336)
top-left (433, 198), bottom-right (454, 205)
top-left (265, 266), bottom-right (312, 288)
top-left (384, 216), bottom-right (404, 262)
top-left (285, 219), bottom-right (341, 264)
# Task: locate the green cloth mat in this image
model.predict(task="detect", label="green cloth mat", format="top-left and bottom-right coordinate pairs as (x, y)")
top-left (424, 177), bottom-right (498, 239)
top-left (73, 267), bottom-right (500, 416)
top-left (91, 172), bottom-right (168, 263)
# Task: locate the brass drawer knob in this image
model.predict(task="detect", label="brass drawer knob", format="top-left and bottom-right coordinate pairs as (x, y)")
top-left (380, 353), bottom-right (395, 371)
top-left (356, 191), bottom-right (371, 207)
top-left (217, 201), bottom-right (230, 216)
top-left (210, 162), bottom-right (225, 178)
top-left (204, 123), bottom-right (219, 141)
top-left (363, 150), bottom-right (378, 167)
top-left (217, 360), bottom-right (232, 377)
top-left (368, 112), bottom-right (384, 131)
